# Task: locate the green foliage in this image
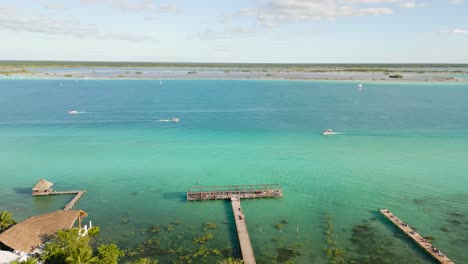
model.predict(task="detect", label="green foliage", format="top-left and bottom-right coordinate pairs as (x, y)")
top-left (129, 258), bottom-right (159, 264)
top-left (88, 226), bottom-right (100, 237)
top-left (0, 210), bottom-right (16, 233)
top-left (203, 221), bottom-right (217, 230)
top-left (97, 244), bottom-right (125, 264)
top-left (192, 233), bottom-right (214, 244)
top-left (149, 225), bottom-right (161, 234)
top-left (65, 246), bottom-right (97, 264)
top-left (42, 229), bottom-right (92, 264)
top-left (323, 214), bottom-right (348, 264)
top-left (217, 257), bottom-right (244, 264)
top-left (389, 74), bottom-right (403, 78)
top-left (65, 74), bottom-right (73, 77)
top-left (11, 258), bottom-right (38, 264)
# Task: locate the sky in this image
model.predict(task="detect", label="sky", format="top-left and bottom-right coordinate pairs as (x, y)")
top-left (0, 0), bottom-right (467, 63)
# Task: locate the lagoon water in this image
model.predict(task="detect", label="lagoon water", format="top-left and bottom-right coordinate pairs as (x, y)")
top-left (1, 79), bottom-right (467, 263)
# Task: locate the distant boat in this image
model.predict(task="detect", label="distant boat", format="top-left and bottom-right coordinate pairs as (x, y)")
top-left (322, 129), bottom-right (339, 135)
top-left (157, 117), bottom-right (179, 122)
top-left (358, 83), bottom-right (363, 88)
top-left (68, 110), bottom-right (78, 114)
top-left (160, 81), bottom-right (163, 85)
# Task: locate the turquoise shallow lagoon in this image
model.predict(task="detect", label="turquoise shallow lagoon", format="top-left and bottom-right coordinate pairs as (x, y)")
top-left (1, 79), bottom-right (467, 263)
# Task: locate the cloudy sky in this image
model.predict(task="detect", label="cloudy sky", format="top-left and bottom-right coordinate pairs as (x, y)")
top-left (1, 0), bottom-right (467, 63)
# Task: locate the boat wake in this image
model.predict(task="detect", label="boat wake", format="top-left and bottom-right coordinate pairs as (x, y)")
top-left (156, 118), bottom-right (179, 123)
top-left (68, 110), bottom-right (88, 114)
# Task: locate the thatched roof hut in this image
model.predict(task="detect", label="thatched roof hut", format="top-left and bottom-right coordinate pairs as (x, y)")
top-left (0, 210), bottom-right (85, 253)
top-left (32, 179), bottom-right (53, 195)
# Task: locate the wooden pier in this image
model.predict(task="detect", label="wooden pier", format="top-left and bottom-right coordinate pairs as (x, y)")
top-left (379, 209), bottom-right (454, 264)
top-left (63, 191), bottom-right (86, 210)
top-left (31, 179), bottom-right (86, 210)
top-left (187, 184), bottom-right (282, 264)
top-left (231, 196), bottom-right (256, 264)
top-left (186, 184), bottom-right (282, 201)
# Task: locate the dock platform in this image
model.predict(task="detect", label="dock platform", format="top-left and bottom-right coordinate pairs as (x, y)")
top-left (379, 209), bottom-right (454, 264)
top-left (231, 196), bottom-right (256, 264)
top-left (187, 184), bottom-right (282, 201)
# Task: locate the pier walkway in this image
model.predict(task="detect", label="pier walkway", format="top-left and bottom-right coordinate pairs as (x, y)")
top-left (231, 196), bottom-right (256, 264)
top-left (63, 191), bottom-right (86, 210)
top-left (379, 209), bottom-right (454, 264)
top-left (187, 184), bottom-right (282, 264)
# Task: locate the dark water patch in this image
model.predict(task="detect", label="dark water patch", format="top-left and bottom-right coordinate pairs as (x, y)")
top-left (440, 227), bottom-right (449, 232)
top-left (448, 219), bottom-right (463, 225)
top-left (12, 187), bottom-right (32, 195)
top-left (162, 192), bottom-right (186, 202)
top-left (448, 211), bottom-right (464, 217)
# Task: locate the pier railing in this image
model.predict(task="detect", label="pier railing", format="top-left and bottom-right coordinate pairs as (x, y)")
top-left (187, 184), bottom-right (282, 201)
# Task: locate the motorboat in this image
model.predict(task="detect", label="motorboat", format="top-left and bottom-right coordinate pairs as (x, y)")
top-left (68, 110), bottom-right (78, 114)
top-left (170, 118), bottom-right (179, 122)
top-left (358, 83), bottom-right (363, 88)
top-left (322, 129), bottom-right (336, 135)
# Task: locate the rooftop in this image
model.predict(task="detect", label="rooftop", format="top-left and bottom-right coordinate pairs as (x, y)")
top-left (32, 179), bottom-right (53, 191)
top-left (0, 210), bottom-right (85, 253)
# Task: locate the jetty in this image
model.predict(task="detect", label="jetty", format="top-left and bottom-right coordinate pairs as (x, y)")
top-left (379, 209), bottom-right (454, 264)
top-left (186, 184), bottom-right (282, 201)
top-left (32, 179), bottom-right (86, 210)
top-left (187, 184), bottom-right (282, 264)
top-left (231, 196), bottom-right (255, 264)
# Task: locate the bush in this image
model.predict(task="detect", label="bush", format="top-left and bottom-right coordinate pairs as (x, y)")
top-left (389, 74), bottom-right (403, 78)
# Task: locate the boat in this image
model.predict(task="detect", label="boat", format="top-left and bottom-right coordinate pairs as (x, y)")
top-left (322, 129), bottom-right (336, 135)
top-left (358, 83), bottom-right (363, 88)
top-left (68, 110), bottom-right (78, 114)
top-left (170, 118), bottom-right (179, 122)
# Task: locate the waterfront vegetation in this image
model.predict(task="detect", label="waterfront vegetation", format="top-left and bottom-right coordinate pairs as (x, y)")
top-left (322, 214), bottom-right (347, 264)
top-left (0, 210), bottom-right (16, 233)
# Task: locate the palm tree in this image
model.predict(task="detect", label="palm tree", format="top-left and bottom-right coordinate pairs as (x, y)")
top-left (0, 210), bottom-right (16, 232)
top-left (11, 258), bottom-right (38, 264)
top-left (65, 247), bottom-right (98, 264)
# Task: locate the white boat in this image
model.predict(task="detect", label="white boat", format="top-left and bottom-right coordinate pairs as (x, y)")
top-left (68, 110), bottom-right (78, 114)
top-left (358, 83), bottom-right (363, 88)
top-left (322, 129), bottom-right (336, 135)
top-left (170, 117), bottom-right (179, 122)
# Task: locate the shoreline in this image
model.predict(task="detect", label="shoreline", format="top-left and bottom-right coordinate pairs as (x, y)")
top-left (1, 70), bottom-right (467, 84)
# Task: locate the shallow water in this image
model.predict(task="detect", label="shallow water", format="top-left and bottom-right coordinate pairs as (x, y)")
top-left (0, 79), bottom-right (467, 263)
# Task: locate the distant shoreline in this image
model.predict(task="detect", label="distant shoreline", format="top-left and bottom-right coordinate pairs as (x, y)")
top-left (1, 62), bottom-right (467, 83)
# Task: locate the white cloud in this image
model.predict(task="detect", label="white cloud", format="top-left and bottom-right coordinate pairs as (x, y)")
top-left (449, 0), bottom-right (464, 4)
top-left (400, 2), bottom-right (417, 8)
top-left (0, 7), bottom-right (158, 42)
top-left (440, 29), bottom-right (468, 35)
top-left (239, 0), bottom-right (402, 27)
top-left (79, 0), bottom-right (180, 14)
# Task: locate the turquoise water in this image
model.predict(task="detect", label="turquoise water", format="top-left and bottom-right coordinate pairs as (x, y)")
top-left (1, 79), bottom-right (467, 263)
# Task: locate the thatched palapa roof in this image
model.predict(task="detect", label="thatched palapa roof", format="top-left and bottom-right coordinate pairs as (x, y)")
top-left (0, 210), bottom-right (84, 253)
top-left (32, 179), bottom-right (53, 191)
